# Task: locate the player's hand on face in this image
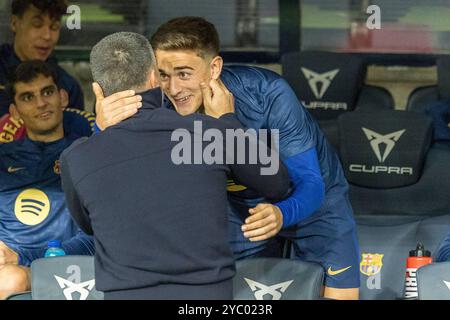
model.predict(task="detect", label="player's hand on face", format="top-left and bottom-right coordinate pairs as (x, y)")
top-left (241, 203), bottom-right (283, 242)
top-left (200, 79), bottom-right (234, 119)
top-left (0, 241), bottom-right (19, 266)
top-left (92, 82), bottom-right (143, 130)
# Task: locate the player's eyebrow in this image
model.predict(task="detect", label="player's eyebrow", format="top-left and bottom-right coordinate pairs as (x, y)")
top-left (159, 66), bottom-right (194, 74)
top-left (41, 84), bottom-right (57, 92)
top-left (18, 91), bottom-right (33, 99)
top-left (31, 14), bottom-right (44, 21)
top-left (173, 66), bottom-right (194, 71)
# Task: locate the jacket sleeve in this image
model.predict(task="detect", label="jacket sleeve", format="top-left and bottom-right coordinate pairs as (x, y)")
top-left (275, 148), bottom-right (325, 227)
top-left (266, 78), bottom-right (326, 226)
top-left (217, 113), bottom-right (290, 201)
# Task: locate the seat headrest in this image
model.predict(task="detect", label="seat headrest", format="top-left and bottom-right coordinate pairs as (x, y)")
top-left (31, 256), bottom-right (103, 300)
top-left (437, 56), bottom-right (450, 100)
top-left (233, 258), bottom-right (323, 300)
top-left (338, 111), bottom-right (432, 188)
top-left (282, 51), bottom-right (365, 120)
top-left (417, 262), bottom-right (450, 300)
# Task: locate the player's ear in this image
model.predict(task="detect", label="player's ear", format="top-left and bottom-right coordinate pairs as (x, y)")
top-left (9, 103), bottom-right (20, 119)
top-left (210, 56), bottom-right (223, 80)
top-left (148, 68), bottom-right (159, 88)
top-left (59, 88), bottom-right (69, 110)
top-left (10, 15), bottom-right (19, 33)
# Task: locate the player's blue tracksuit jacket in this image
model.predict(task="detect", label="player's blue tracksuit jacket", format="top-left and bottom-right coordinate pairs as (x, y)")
top-left (0, 112), bottom-right (95, 266)
top-left (205, 66), bottom-right (352, 226)
top-left (218, 66), bottom-right (360, 288)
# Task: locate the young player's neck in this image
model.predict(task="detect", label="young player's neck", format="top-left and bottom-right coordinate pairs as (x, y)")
top-left (27, 124), bottom-right (64, 143)
top-left (13, 42), bottom-right (28, 62)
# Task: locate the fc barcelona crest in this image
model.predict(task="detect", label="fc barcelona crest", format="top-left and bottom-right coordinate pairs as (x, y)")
top-left (360, 253), bottom-right (384, 276)
top-left (54, 160), bottom-right (61, 175)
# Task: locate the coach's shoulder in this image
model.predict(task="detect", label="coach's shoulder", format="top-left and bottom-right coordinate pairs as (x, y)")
top-left (61, 136), bottom-right (91, 164)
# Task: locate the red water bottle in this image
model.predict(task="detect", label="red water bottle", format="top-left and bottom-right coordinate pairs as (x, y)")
top-left (404, 243), bottom-right (432, 299)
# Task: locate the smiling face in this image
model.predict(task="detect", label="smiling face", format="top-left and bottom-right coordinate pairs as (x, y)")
top-left (156, 49), bottom-right (221, 116)
top-left (11, 4), bottom-right (61, 61)
top-left (10, 74), bottom-right (65, 141)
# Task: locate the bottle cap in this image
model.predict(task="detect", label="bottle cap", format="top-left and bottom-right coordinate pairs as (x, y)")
top-left (409, 243), bottom-right (431, 257)
top-left (47, 240), bottom-right (62, 248)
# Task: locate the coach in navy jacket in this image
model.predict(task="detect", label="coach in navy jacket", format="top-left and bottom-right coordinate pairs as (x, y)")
top-left (60, 32), bottom-right (289, 300)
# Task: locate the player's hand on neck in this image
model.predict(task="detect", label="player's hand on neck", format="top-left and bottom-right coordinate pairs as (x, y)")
top-left (200, 79), bottom-right (234, 119)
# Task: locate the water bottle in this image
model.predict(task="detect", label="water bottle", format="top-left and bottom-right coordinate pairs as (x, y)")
top-left (404, 243), bottom-right (432, 299)
top-left (44, 240), bottom-right (66, 258)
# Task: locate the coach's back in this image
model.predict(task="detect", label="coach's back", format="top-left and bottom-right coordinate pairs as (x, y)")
top-left (60, 88), bottom-right (289, 299)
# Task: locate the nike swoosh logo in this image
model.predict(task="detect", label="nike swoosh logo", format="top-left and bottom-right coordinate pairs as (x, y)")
top-left (327, 266), bottom-right (352, 276)
top-left (7, 166), bottom-right (25, 173)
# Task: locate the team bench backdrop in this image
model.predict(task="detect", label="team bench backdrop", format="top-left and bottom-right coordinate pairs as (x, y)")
top-left (0, 109), bottom-right (96, 144)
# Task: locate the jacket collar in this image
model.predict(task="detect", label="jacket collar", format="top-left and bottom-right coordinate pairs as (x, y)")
top-left (139, 87), bottom-right (164, 110)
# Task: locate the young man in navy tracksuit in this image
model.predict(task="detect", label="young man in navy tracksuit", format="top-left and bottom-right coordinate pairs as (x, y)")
top-left (0, 61), bottom-right (94, 299)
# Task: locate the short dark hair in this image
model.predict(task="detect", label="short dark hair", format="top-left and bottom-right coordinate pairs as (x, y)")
top-left (150, 16), bottom-right (220, 58)
top-left (12, 0), bottom-right (68, 20)
top-left (6, 60), bottom-right (59, 100)
top-left (90, 32), bottom-right (156, 97)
